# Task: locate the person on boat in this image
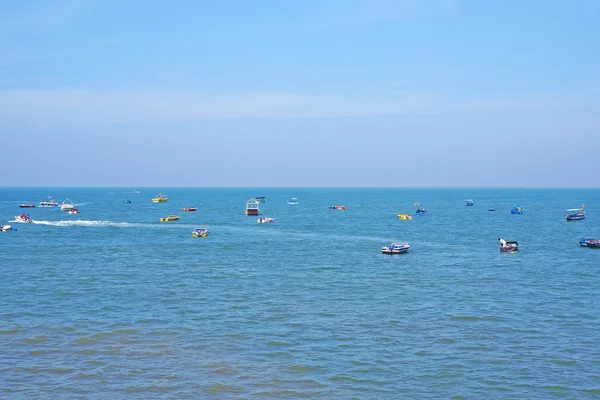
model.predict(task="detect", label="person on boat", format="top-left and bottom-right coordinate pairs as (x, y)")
top-left (498, 238), bottom-right (507, 248)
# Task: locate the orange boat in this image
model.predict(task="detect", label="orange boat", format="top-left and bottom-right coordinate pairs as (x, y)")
top-left (182, 207), bottom-right (197, 212)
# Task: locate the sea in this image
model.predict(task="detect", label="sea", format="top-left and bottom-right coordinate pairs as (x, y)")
top-left (1, 187), bottom-right (599, 399)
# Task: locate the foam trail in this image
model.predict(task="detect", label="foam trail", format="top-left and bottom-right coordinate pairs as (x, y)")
top-left (10, 219), bottom-right (134, 227)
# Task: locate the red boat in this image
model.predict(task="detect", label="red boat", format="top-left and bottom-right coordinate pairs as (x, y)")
top-left (182, 207), bottom-right (197, 212)
top-left (19, 204), bottom-right (36, 208)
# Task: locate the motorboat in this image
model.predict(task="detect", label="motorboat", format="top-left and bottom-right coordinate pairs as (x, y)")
top-left (510, 205), bottom-right (524, 214)
top-left (257, 217), bottom-right (274, 223)
top-left (61, 199), bottom-right (75, 211)
top-left (182, 207), bottom-right (197, 212)
top-left (328, 205), bottom-right (347, 210)
top-left (256, 196), bottom-right (266, 203)
top-left (1, 225), bottom-right (13, 232)
top-left (14, 214), bottom-right (32, 223)
top-left (564, 208), bottom-right (585, 221)
top-left (488, 207), bottom-right (496, 211)
top-left (415, 208), bottom-right (426, 216)
top-left (397, 213), bottom-right (413, 220)
top-left (159, 215), bottom-right (180, 222)
top-left (382, 242), bottom-right (410, 254)
top-left (152, 193), bottom-right (168, 203)
top-left (465, 199), bottom-right (474, 206)
top-left (499, 238), bottom-right (518, 253)
top-left (19, 204), bottom-right (36, 208)
top-left (68, 208), bottom-right (79, 214)
top-left (39, 196), bottom-right (59, 207)
top-left (123, 200), bottom-right (132, 204)
top-left (287, 198), bottom-right (299, 205)
top-left (246, 198), bottom-right (260, 215)
top-left (192, 227), bottom-right (208, 238)
top-left (579, 238), bottom-right (600, 248)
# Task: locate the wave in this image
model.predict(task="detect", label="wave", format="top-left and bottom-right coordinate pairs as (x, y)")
top-left (10, 219), bottom-right (135, 227)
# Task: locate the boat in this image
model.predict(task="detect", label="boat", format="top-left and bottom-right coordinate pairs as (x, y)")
top-left (287, 198), bottom-right (298, 205)
top-left (68, 208), bottom-right (79, 214)
top-left (152, 193), bottom-right (168, 203)
top-left (246, 198), bottom-right (260, 215)
top-left (579, 238), bottom-right (600, 248)
top-left (256, 196), bottom-right (266, 203)
top-left (397, 213), bottom-right (413, 220)
top-left (564, 208), bottom-right (585, 221)
top-left (123, 200), bottom-right (132, 204)
top-left (329, 205), bottom-right (347, 210)
top-left (1, 225), bottom-right (13, 232)
top-left (159, 215), bottom-right (180, 222)
top-left (182, 207), bottom-right (197, 212)
top-left (61, 199), bottom-right (75, 211)
top-left (382, 242), bottom-right (410, 254)
top-left (415, 208), bottom-right (426, 216)
top-left (488, 207), bottom-right (496, 211)
top-left (510, 205), bottom-right (524, 214)
top-left (192, 227), bottom-right (208, 237)
top-left (257, 217), bottom-right (274, 223)
top-left (499, 238), bottom-right (518, 253)
top-left (18, 204), bottom-right (35, 208)
top-left (14, 214), bottom-right (32, 223)
top-left (39, 196), bottom-right (59, 207)
top-left (465, 200), bottom-right (474, 206)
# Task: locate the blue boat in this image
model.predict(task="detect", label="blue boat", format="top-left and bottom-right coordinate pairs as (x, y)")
top-left (564, 208), bottom-right (585, 221)
top-left (511, 205), bottom-right (524, 214)
top-left (415, 208), bottom-right (426, 216)
top-left (465, 200), bottom-right (474, 206)
top-left (382, 242), bottom-right (410, 254)
top-left (579, 238), bottom-right (600, 248)
top-left (488, 207), bottom-right (496, 212)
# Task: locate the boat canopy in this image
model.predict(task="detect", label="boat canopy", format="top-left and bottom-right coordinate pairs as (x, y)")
top-left (564, 208), bottom-right (584, 212)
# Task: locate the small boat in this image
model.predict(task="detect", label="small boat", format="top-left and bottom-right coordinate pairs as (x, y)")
top-left (39, 196), bottom-right (59, 207)
top-left (61, 199), bottom-right (75, 211)
top-left (68, 208), bottom-right (79, 214)
top-left (397, 213), bottom-right (413, 220)
top-left (18, 204), bottom-right (36, 208)
top-left (415, 208), bottom-right (426, 216)
top-left (182, 207), bottom-right (197, 212)
top-left (1, 225), bottom-right (13, 232)
top-left (123, 200), bottom-right (132, 204)
top-left (256, 196), bottom-right (266, 203)
top-left (287, 198), bottom-right (298, 205)
top-left (159, 215), bottom-right (180, 222)
top-left (465, 200), bottom-right (474, 206)
top-left (152, 193), bottom-right (168, 203)
top-left (192, 227), bottom-right (208, 238)
top-left (328, 205), bottom-right (347, 210)
top-left (499, 238), bottom-right (518, 253)
top-left (246, 198), bottom-right (260, 215)
top-left (510, 205), bottom-right (524, 214)
top-left (257, 217), bottom-right (275, 223)
top-left (488, 207), bottom-right (496, 212)
top-left (564, 208), bottom-right (585, 221)
top-left (14, 214), bottom-right (32, 223)
top-left (579, 238), bottom-right (600, 248)
top-left (382, 242), bottom-right (410, 254)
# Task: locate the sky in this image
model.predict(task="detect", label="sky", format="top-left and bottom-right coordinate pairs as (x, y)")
top-left (1, 0), bottom-right (599, 187)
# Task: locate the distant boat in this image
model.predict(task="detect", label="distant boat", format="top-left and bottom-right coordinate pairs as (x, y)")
top-left (39, 196), bottom-right (59, 207)
top-left (257, 217), bottom-right (275, 223)
top-left (182, 207), bottom-right (197, 212)
top-left (256, 196), bottom-right (266, 203)
top-left (465, 200), bottom-right (474, 206)
top-left (19, 204), bottom-right (36, 208)
top-left (159, 215), bottom-right (180, 222)
top-left (579, 238), bottom-right (600, 248)
top-left (397, 213), bottom-right (412, 220)
top-left (68, 208), bottom-right (79, 214)
top-left (329, 205), bottom-right (347, 210)
top-left (382, 242), bottom-right (410, 254)
top-left (511, 205), bottom-right (524, 214)
top-left (499, 239), bottom-right (519, 253)
top-left (152, 193), bottom-right (168, 203)
top-left (61, 199), bottom-right (75, 211)
top-left (488, 207), bottom-right (496, 212)
top-left (246, 198), bottom-right (260, 215)
top-left (192, 227), bottom-right (208, 237)
top-left (287, 198), bottom-right (298, 205)
top-left (564, 207), bottom-right (585, 221)
top-left (415, 208), bottom-right (426, 216)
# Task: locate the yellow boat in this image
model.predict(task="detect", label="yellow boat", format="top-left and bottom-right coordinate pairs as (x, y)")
top-left (159, 215), bottom-right (180, 222)
top-left (398, 213), bottom-right (413, 220)
top-left (192, 227), bottom-right (208, 237)
top-left (152, 193), bottom-right (168, 203)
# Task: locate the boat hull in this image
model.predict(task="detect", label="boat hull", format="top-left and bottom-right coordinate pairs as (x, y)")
top-left (246, 209), bottom-right (259, 215)
top-left (19, 204), bottom-right (35, 208)
top-left (579, 239), bottom-right (600, 248)
top-left (565, 215), bottom-right (585, 221)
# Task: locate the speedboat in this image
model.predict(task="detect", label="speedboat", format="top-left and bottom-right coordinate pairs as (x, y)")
top-left (257, 217), bottom-right (274, 223)
top-left (510, 205), bottom-right (524, 214)
top-left (123, 200), bottom-right (132, 204)
top-left (246, 198), bottom-right (260, 215)
top-left (415, 208), bottom-right (426, 216)
top-left (329, 205), bottom-right (347, 210)
top-left (488, 207), bottom-right (496, 211)
top-left (68, 208), bottom-right (79, 214)
top-left (397, 213), bottom-right (412, 220)
top-left (1, 225), bottom-right (13, 232)
top-left (499, 239), bottom-right (518, 253)
top-left (256, 196), bottom-right (266, 203)
top-left (579, 238), bottom-right (600, 248)
top-left (382, 242), bottom-right (410, 254)
top-left (39, 196), bottom-right (59, 207)
top-left (287, 198), bottom-right (298, 205)
top-left (14, 214), bottom-right (32, 223)
top-left (182, 207), bottom-right (197, 212)
top-left (564, 208), bottom-right (585, 221)
top-left (61, 199), bottom-right (75, 211)
top-left (465, 199), bottom-right (474, 206)
top-left (159, 215), bottom-right (180, 222)
top-left (19, 204), bottom-right (36, 208)
top-left (192, 227), bottom-right (208, 237)
top-left (152, 193), bottom-right (168, 203)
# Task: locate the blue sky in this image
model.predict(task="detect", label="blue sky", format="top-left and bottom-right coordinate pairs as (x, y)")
top-left (1, 0), bottom-right (599, 187)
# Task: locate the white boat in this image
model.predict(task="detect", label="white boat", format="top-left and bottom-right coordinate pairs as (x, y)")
top-left (287, 198), bottom-right (298, 205)
top-left (382, 242), bottom-right (410, 254)
top-left (192, 227), bottom-right (208, 238)
top-left (61, 199), bottom-right (75, 211)
top-left (1, 225), bottom-right (13, 232)
top-left (39, 196), bottom-right (59, 207)
top-left (68, 208), bottom-right (79, 214)
top-left (14, 214), bottom-right (32, 223)
top-left (257, 217), bottom-right (274, 223)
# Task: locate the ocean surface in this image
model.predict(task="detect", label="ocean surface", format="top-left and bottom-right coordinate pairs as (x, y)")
top-left (1, 187), bottom-right (599, 399)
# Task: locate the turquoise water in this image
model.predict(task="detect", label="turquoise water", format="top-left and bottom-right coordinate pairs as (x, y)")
top-left (1, 187), bottom-right (599, 398)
